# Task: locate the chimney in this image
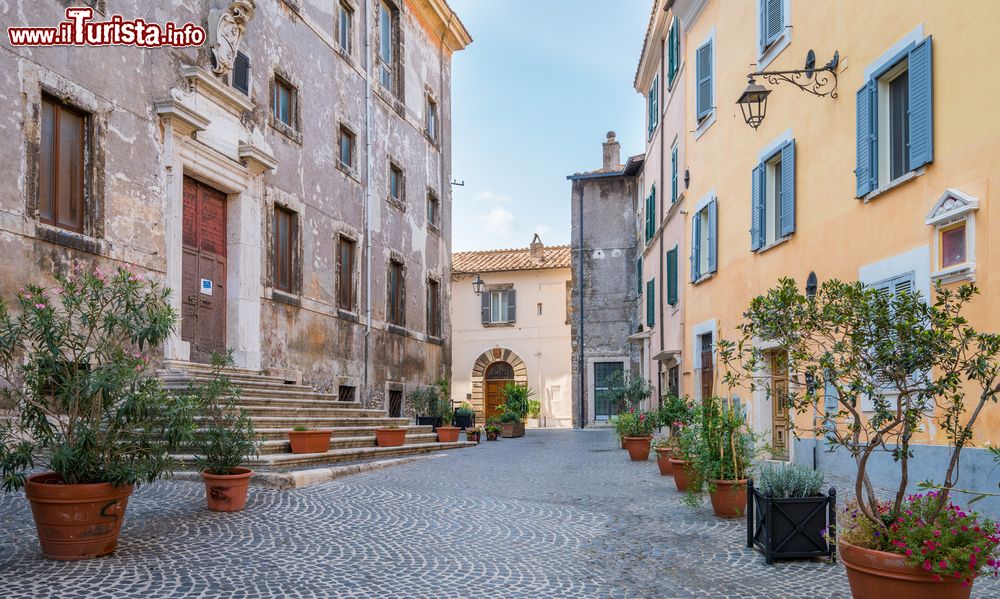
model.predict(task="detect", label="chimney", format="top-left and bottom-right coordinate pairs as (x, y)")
top-left (529, 233), bottom-right (545, 261)
top-left (602, 130), bottom-right (621, 170)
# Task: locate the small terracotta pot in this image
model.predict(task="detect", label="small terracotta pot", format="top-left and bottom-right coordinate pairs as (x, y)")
top-left (840, 541), bottom-right (973, 599)
top-left (623, 436), bottom-right (652, 461)
top-left (375, 427), bottom-right (406, 447)
top-left (202, 468), bottom-right (253, 512)
top-left (436, 425), bottom-right (461, 443)
top-left (24, 472), bottom-right (133, 560)
top-left (669, 459), bottom-right (702, 492)
top-left (708, 479), bottom-right (748, 518)
top-left (655, 448), bottom-right (674, 476)
top-left (288, 430), bottom-right (332, 454)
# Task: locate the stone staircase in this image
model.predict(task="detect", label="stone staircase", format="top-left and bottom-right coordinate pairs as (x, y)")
top-left (160, 360), bottom-right (474, 471)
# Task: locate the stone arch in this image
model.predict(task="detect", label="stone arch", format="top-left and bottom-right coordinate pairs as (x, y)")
top-left (470, 347), bottom-right (528, 418)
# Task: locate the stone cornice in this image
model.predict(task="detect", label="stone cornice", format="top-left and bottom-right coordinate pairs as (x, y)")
top-left (410, 0), bottom-right (472, 52)
top-left (180, 65), bottom-right (254, 114)
top-left (238, 142), bottom-right (278, 176)
top-left (153, 99), bottom-right (210, 137)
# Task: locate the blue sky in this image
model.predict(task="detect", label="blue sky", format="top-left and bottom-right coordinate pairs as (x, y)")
top-left (448, 0), bottom-right (649, 251)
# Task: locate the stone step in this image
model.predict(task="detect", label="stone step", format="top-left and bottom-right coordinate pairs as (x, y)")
top-left (250, 425), bottom-right (433, 441)
top-left (207, 415), bottom-right (412, 428)
top-left (233, 405), bottom-right (388, 418)
top-left (257, 432), bottom-right (440, 454)
top-left (161, 377), bottom-right (342, 401)
top-left (160, 361), bottom-right (304, 386)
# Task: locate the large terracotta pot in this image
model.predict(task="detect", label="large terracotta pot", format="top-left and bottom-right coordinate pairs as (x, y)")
top-left (623, 436), bottom-right (652, 461)
top-left (24, 472), bottom-right (133, 560)
top-left (202, 468), bottom-right (253, 512)
top-left (375, 427), bottom-right (406, 447)
top-left (288, 430), bottom-right (332, 454)
top-left (669, 458), bottom-right (702, 492)
top-left (708, 479), bottom-right (748, 518)
top-left (436, 425), bottom-right (461, 443)
top-left (655, 448), bottom-right (674, 475)
top-left (620, 436), bottom-right (626, 449)
top-left (840, 541), bottom-right (973, 599)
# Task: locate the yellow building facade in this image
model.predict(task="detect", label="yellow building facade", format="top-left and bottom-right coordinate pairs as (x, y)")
top-left (635, 0), bottom-right (1000, 506)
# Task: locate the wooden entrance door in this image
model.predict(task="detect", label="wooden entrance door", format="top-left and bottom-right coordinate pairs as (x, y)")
top-left (181, 177), bottom-right (227, 363)
top-left (770, 351), bottom-right (790, 460)
top-left (484, 361), bottom-right (514, 420)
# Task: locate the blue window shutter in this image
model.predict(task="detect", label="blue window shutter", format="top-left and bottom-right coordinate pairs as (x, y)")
top-left (758, 0), bottom-right (766, 54)
top-left (779, 140), bottom-right (795, 237)
top-left (908, 36), bottom-right (933, 171)
top-left (653, 77), bottom-right (659, 130)
top-left (646, 278), bottom-right (655, 327)
top-left (751, 164), bottom-right (763, 251)
top-left (666, 248), bottom-right (678, 305)
top-left (507, 289), bottom-right (517, 323)
top-left (855, 81), bottom-right (876, 197)
top-left (696, 41), bottom-right (713, 120)
top-left (765, 0), bottom-right (783, 46)
top-left (707, 199), bottom-right (718, 274)
top-left (671, 147), bottom-right (678, 203)
top-left (691, 213), bottom-right (701, 282)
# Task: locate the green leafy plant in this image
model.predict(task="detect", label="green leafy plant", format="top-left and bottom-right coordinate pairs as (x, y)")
top-left (527, 399), bottom-right (541, 419)
top-left (190, 353), bottom-right (259, 476)
top-left (455, 402), bottom-right (475, 417)
top-left (755, 463), bottom-right (825, 498)
top-left (434, 377), bottom-right (451, 403)
top-left (499, 382), bottom-right (534, 421)
top-left (606, 371), bottom-right (653, 412)
top-left (408, 386), bottom-right (440, 417)
top-left (499, 410), bottom-right (521, 424)
top-left (437, 396), bottom-right (455, 425)
top-left (657, 394), bottom-right (693, 431)
top-left (484, 418), bottom-right (502, 435)
top-left (292, 425), bottom-right (309, 432)
top-left (0, 265), bottom-right (196, 491)
top-left (615, 409), bottom-right (657, 437)
top-left (691, 396), bottom-right (757, 484)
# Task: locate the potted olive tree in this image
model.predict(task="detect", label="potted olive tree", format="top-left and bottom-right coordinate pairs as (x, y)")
top-left (410, 386), bottom-right (442, 429)
top-left (435, 398), bottom-right (460, 442)
top-left (721, 279), bottom-right (1000, 594)
top-left (0, 266), bottom-right (196, 560)
top-left (189, 353), bottom-right (259, 512)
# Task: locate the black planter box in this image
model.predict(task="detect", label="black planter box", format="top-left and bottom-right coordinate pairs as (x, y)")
top-left (453, 412), bottom-right (475, 430)
top-left (416, 416), bottom-right (442, 430)
top-left (747, 479), bottom-right (836, 564)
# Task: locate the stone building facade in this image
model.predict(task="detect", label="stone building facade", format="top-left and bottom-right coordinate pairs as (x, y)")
top-left (567, 133), bottom-right (643, 427)
top-left (0, 0), bottom-right (470, 411)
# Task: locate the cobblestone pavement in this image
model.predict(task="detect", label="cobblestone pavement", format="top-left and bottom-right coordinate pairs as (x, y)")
top-left (2, 429), bottom-right (999, 598)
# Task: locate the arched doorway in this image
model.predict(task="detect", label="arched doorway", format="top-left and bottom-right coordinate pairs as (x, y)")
top-left (484, 361), bottom-right (515, 420)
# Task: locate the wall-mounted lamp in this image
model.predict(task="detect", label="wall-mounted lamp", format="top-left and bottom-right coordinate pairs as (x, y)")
top-left (472, 273), bottom-right (485, 296)
top-left (736, 50), bottom-right (840, 130)
top-left (806, 271), bottom-right (818, 299)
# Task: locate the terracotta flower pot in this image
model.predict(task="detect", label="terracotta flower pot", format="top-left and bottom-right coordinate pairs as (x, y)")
top-left (24, 472), bottom-right (133, 560)
top-left (620, 436), bottom-right (626, 449)
top-left (375, 427), bottom-right (406, 447)
top-left (669, 459), bottom-right (702, 492)
top-left (288, 430), bottom-right (332, 454)
top-left (623, 436), bottom-right (652, 461)
top-left (839, 541), bottom-right (973, 599)
top-left (202, 468), bottom-right (253, 512)
top-left (708, 479), bottom-right (748, 518)
top-left (436, 425), bottom-right (461, 443)
top-left (655, 448), bottom-right (674, 476)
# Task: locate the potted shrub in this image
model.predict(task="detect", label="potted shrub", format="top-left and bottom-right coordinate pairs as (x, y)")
top-left (453, 401), bottom-right (476, 429)
top-left (288, 425), bottom-right (332, 453)
top-left (691, 396), bottom-right (757, 518)
top-left (618, 410), bottom-right (656, 462)
top-left (435, 398), bottom-right (461, 442)
top-left (669, 418), bottom-right (703, 493)
top-left (0, 266), bottom-right (197, 560)
top-left (375, 424), bottom-right (406, 447)
top-left (721, 279), bottom-right (1000, 594)
top-left (410, 385), bottom-right (442, 429)
top-left (190, 353), bottom-right (259, 512)
top-left (652, 395), bottom-right (693, 475)
top-left (747, 463), bottom-right (835, 564)
top-left (484, 419), bottom-right (502, 441)
top-left (526, 399), bottom-right (542, 428)
top-left (498, 382), bottom-right (532, 438)
top-left (465, 427), bottom-right (482, 443)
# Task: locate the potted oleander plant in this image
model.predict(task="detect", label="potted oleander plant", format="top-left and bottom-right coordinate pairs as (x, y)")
top-left (499, 382), bottom-right (532, 438)
top-left (374, 423), bottom-right (406, 447)
top-left (670, 418), bottom-right (703, 493)
top-left (618, 410), bottom-right (656, 462)
top-left (288, 424), bottom-right (332, 454)
top-left (721, 279), bottom-right (1000, 595)
top-left (453, 401), bottom-right (476, 429)
top-left (484, 418), bottom-right (502, 441)
top-left (653, 395), bottom-right (694, 476)
top-left (747, 463), bottom-right (835, 564)
top-left (0, 266), bottom-right (197, 560)
top-left (435, 398), bottom-right (461, 443)
top-left (690, 396), bottom-right (757, 518)
top-left (190, 352), bottom-right (259, 512)
top-left (410, 385), bottom-right (442, 429)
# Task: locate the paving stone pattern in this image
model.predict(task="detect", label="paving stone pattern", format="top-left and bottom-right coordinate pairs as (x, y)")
top-left (1, 429), bottom-right (999, 598)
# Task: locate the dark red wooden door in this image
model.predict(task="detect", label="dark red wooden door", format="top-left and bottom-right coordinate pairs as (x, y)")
top-left (181, 177), bottom-right (227, 363)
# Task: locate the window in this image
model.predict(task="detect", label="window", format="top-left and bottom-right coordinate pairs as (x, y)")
top-left (670, 145), bottom-right (679, 204)
top-left (426, 95), bottom-right (438, 142)
top-left (856, 36), bottom-right (933, 197)
top-left (695, 38), bottom-right (713, 122)
top-left (338, 1), bottom-right (353, 55)
top-left (39, 96), bottom-right (86, 232)
top-left (594, 362), bottom-right (624, 419)
top-left (537, 302), bottom-right (543, 316)
top-left (646, 74), bottom-right (659, 138)
top-left (644, 185), bottom-right (656, 243)
top-left (426, 191), bottom-right (439, 229)
top-left (338, 385), bottom-right (356, 402)
top-left (667, 365), bottom-right (679, 398)
top-left (337, 236), bottom-right (356, 311)
top-left (926, 188), bottom-right (978, 282)
top-left (939, 223), bottom-right (965, 269)
top-left (378, 1), bottom-right (396, 91)
top-left (751, 140), bottom-right (795, 250)
top-left (426, 278), bottom-right (441, 337)
top-left (231, 51), bottom-right (251, 95)
top-left (272, 206), bottom-right (297, 293)
top-left (691, 199), bottom-right (717, 282)
top-left (389, 163), bottom-right (403, 202)
top-left (646, 278), bottom-right (655, 327)
top-left (759, 0), bottom-right (785, 52)
top-left (666, 18), bottom-right (680, 88)
top-left (388, 389), bottom-right (402, 417)
top-left (271, 75), bottom-right (295, 128)
top-left (387, 259), bottom-right (405, 326)
top-left (666, 247), bottom-right (678, 306)
top-left (338, 126), bottom-right (355, 169)
top-left (482, 289), bottom-right (516, 324)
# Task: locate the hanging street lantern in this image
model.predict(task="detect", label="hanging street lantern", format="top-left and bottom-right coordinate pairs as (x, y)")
top-left (736, 76), bottom-right (771, 130)
top-left (472, 273), bottom-right (485, 296)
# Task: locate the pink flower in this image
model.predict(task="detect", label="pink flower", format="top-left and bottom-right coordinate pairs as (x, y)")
top-left (34, 303), bottom-right (46, 310)
top-left (934, 530), bottom-right (942, 537)
top-left (905, 549), bottom-right (912, 556)
top-left (939, 560), bottom-right (948, 569)
top-left (923, 560), bottom-right (933, 571)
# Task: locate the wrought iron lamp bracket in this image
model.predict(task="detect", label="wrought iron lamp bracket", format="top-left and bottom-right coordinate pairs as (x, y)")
top-left (749, 50), bottom-right (840, 99)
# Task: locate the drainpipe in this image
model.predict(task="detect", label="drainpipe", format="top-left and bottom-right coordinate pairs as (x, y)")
top-left (362, 0), bottom-right (374, 397)
top-left (577, 181), bottom-right (586, 429)
top-left (657, 37), bottom-right (666, 408)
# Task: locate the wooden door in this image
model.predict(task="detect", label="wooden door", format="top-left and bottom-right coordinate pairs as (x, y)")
top-left (770, 351), bottom-right (790, 460)
top-left (485, 381), bottom-right (507, 421)
top-left (181, 177), bottom-right (227, 363)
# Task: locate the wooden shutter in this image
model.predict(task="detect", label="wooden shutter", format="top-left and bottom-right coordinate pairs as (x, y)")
top-left (690, 211), bottom-right (701, 282)
top-left (779, 140), bottom-right (796, 237)
top-left (707, 200), bottom-right (718, 274)
top-left (506, 289), bottom-right (517, 323)
top-left (233, 51), bottom-right (251, 95)
top-left (696, 41), bottom-right (713, 120)
top-left (646, 278), bottom-right (655, 327)
top-left (855, 81), bottom-right (877, 197)
top-left (666, 248), bottom-right (678, 306)
top-left (667, 24), bottom-right (676, 85)
top-left (750, 164), bottom-right (763, 251)
top-left (637, 258), bottom-right (643, 296)
top-left (481, 290), bottom-right (490, 324)
top-left (907, 36), bottom-right (933, 171)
